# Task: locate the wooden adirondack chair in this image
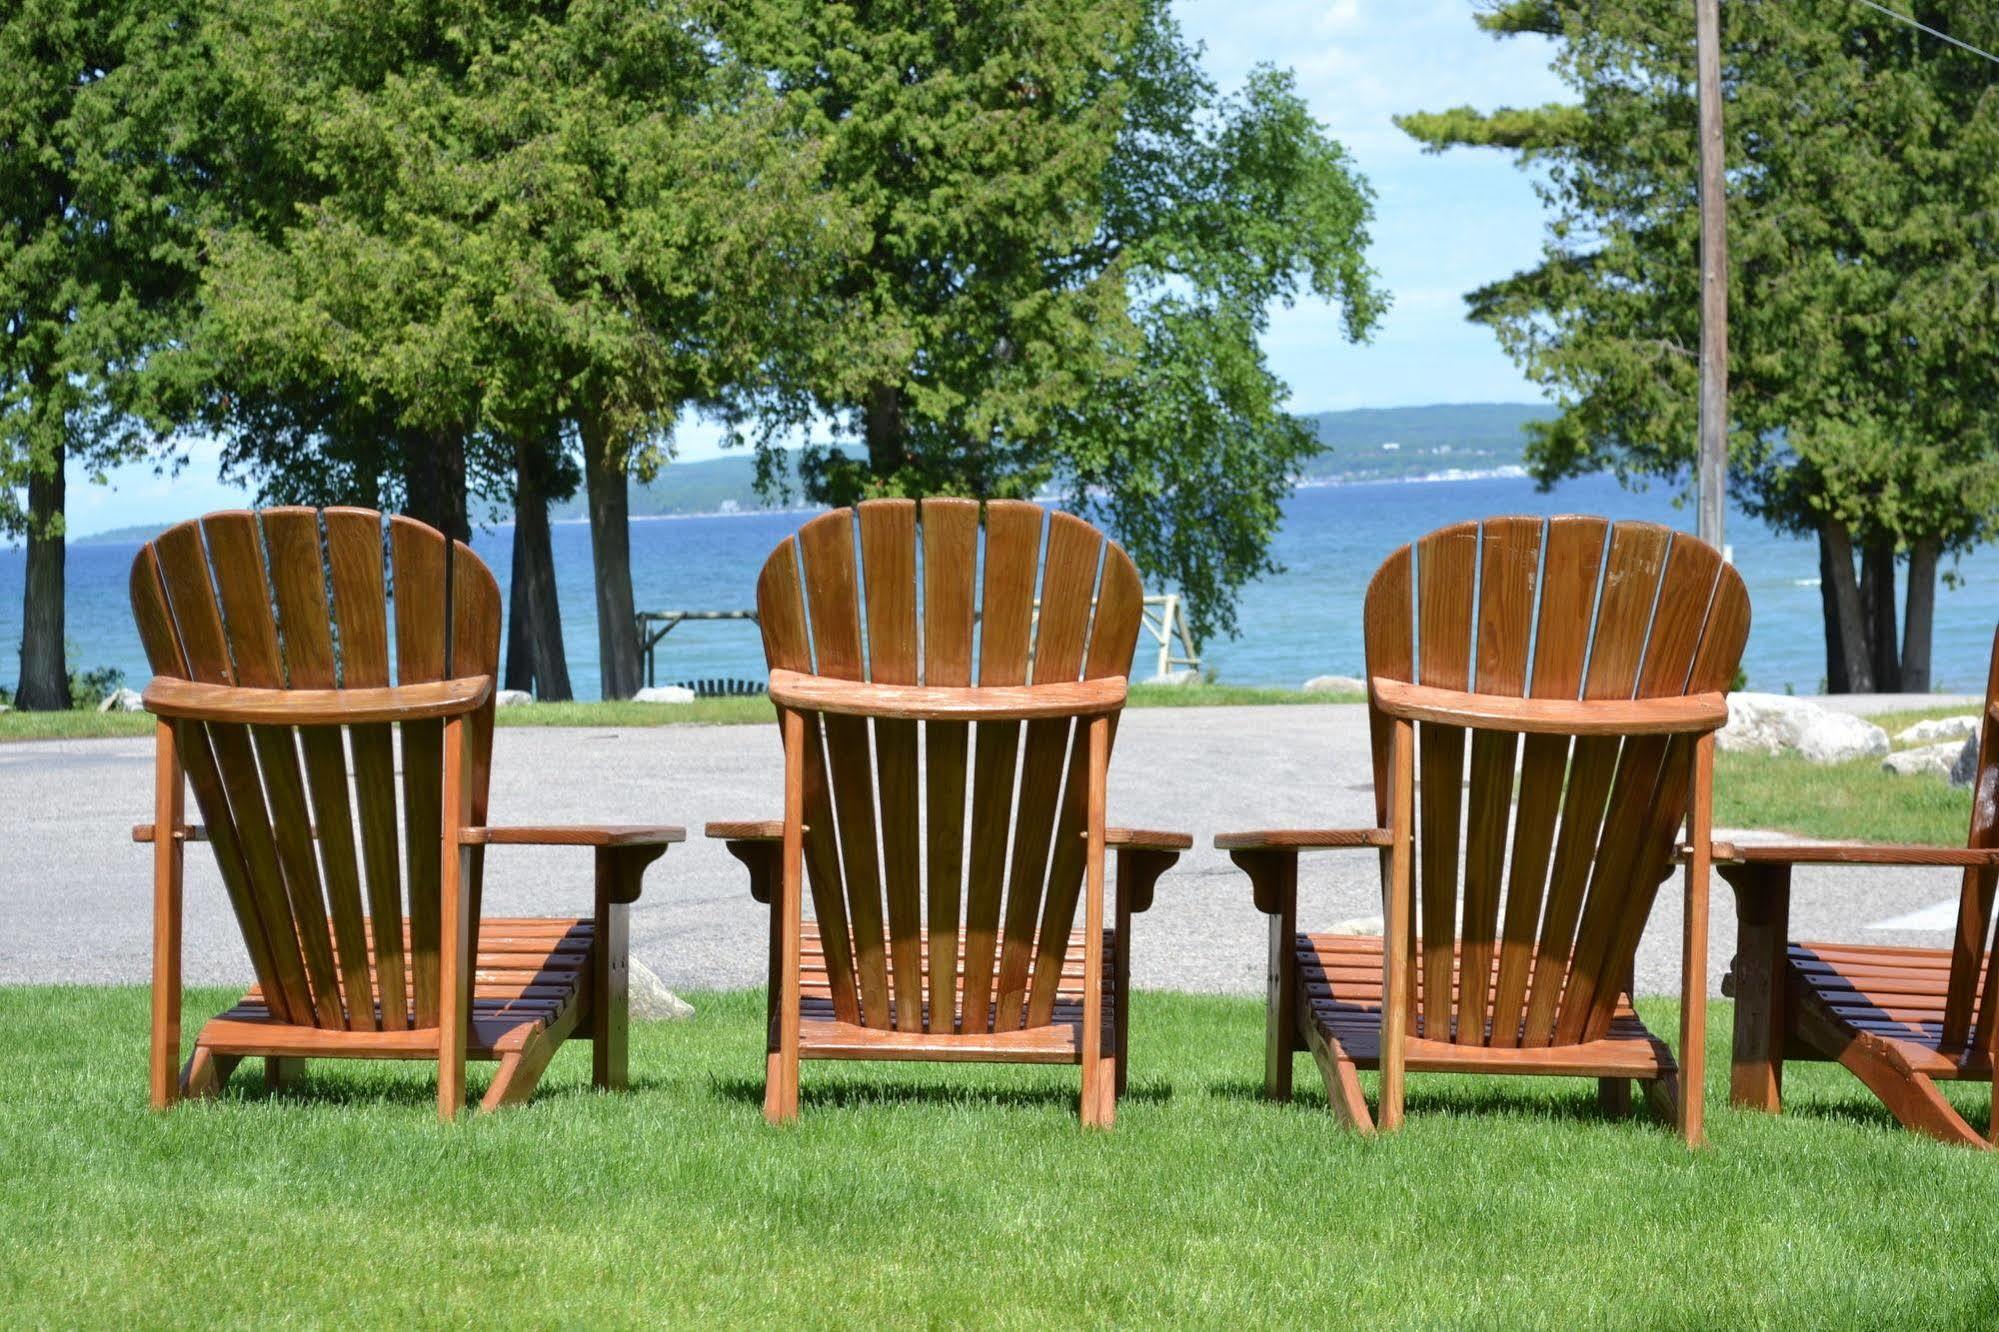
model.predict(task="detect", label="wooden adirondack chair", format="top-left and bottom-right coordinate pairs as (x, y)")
top-left (1220, 517), bottom-right (1749, 1143)
top-left (1721, 624), bottom-right (1999, 1147)
top-left (130, 508), bottom-right (683, 1119)
top-left (708, 499), bottom-right (1190, 1127)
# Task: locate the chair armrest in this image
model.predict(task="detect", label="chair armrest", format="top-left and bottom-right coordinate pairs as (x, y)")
top-left (461, 825), bottom-right (686, 847)
top-left (1107, 827), bottom-right (1192, 853)
top-left (1711, 841), bottom-right (1999, 868)
top-left (135, 823), bottom-right (209, 843)
top-left (707, 819), bottom-right (784, 903)
top-left (705, 819), bottom-right (784, 843)
top-left (1213, 828), bottom-right (1392, 851)
top-left (144, 675), bottom-right (492, 725)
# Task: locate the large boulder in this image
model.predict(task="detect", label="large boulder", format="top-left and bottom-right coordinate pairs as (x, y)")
top-left (1894, 714), bottom-right (1982, 747)
top-left (494, 689), bottom-right (533, 708)
top-left (1148, 669), bottom-right (1201, 687)
top-left (629, 959), bottom-right (695, 1020)
top-left (1883, 741), bottom-right (1964, 781)
top-left (1303, 674), bottom-right (1367, 695)
top-left (1718, 692), bottom-right (1889, 764)
top-left (97, 687), bottom-right (144, 713)
top-left (631, 685), bottom-right (696, 704)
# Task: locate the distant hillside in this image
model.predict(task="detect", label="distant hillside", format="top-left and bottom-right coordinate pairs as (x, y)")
top-left (548, 447), bottom-right (848, 522)
top-left (70, 404), bottom-right (1556, 541)
top-left (1297, 403), bottom-right (1552, 483)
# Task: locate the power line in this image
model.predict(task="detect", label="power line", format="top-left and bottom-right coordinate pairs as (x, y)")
top-left (1849, 0), bottom-right (1999, 67)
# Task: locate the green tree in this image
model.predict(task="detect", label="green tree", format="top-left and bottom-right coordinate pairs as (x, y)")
top-left (0, 0), bottom-right (212, 707)
top-left (199, 0), bottom-right (844, 696)
top-left (723, 0), bottom-right (1384, 643)
top-left (1401, 0), bottom-right (1999, 691)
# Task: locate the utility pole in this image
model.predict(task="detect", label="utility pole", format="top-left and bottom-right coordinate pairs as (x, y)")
top-left (1694, 0), bottom-right (1729, 552)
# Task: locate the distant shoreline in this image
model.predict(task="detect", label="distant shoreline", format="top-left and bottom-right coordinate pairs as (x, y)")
top-left (58, 465), bottom-right (1541, 547)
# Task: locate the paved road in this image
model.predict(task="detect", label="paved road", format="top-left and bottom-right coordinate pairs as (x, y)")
top-left (2, 704), bottom-right (1971, 998)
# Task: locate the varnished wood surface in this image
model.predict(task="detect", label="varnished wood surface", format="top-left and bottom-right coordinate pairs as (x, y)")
top-left (767, 668), bottom-right (1126, 722)
top-left (1368, 678), bottom-right (1728, 736)
top-left (142, 675), bottom-right (494, 725)
top-left (465, 825), bottom-right (687, 847)
top-left (1247, 516), bottom-right (1750, 1136)
top-left (737, 500), bottom-right (1175, 1123)
top-left (1714, 842), bottom-right (1999, 867)
top-left (129, 508), bottom-right (629, 1117)
top-left (1214, 828), bottom-right (1392, 851)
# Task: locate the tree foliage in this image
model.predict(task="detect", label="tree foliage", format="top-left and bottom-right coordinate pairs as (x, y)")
top-left (725, 0), bottom-right (1385, 642)
top-left (1401, 0), bottom-right (1999, 690)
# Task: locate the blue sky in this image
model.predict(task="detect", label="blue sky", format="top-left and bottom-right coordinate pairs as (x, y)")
top-left (61, 0), bottom-right (1566, 537)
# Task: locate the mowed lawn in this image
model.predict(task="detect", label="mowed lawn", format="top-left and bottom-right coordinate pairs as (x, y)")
top-left (6, 988), bottom-right (1999, 1326)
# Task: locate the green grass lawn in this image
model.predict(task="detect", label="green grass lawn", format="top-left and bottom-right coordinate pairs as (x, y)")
top-left (4, 987), bottom-right (1997, 1325)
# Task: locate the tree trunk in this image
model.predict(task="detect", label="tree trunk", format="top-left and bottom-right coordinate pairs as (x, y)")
top-left (1900, 536), bottom-right (1938, 696)
top-left (400, 430), bottom-right (469, 542)
top-left (1860, 536), bottom-right (1900, 693)
top-left (1817, 520), bottom-right (1872, 694)
top-left (16, 440), bottom-right (68, 710)
top-left (864, 382), bottom-right (907, 479)
top-left (504, 436), bottom-right (572, 702)
top-left (579, 414), bottom-right (642, 700)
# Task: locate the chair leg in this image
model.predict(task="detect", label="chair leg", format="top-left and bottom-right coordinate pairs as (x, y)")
top-left (1598, 1078), bottom-right (1633, 1117)
top-left (592, 890), bottom-right (630, 1093)
top-left (180, 1048), bottom-right (240, 1100)
top-left (1302, 1021), bottom-right (1373, 1133)
top-left (1720, 864), bottom-right (1790, 1114)
top-left (264, 1057), bottom-right (305, 1092)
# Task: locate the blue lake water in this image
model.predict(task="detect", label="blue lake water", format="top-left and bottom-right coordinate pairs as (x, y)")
top-left (6, 470), bottom-right (1995, 697)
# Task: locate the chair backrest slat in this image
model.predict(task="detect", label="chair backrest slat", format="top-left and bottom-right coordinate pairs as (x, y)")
top-left (265, 509), bottom-right (376, 1031)
top-left (1025, 545), bottom-right (1145, 1027)
top-left (130, 508), bottom-right (499, 1034)
top-left (1414, 523), bottom-right (1475, 1038)
top-left (1489, 517), bottom-right (1605, 1046)
top-left (205, 512), bottom-right (350, 1029)
top-left (1457, 516), bottom-right (1540, 1044)
top-left (958, 502), bottom-right (1042, 1034)
top-left (324, 509), bottom-right (409, 1030)
top-left (1956, 628), bottom-right (1999, 1050)
top-left (859, 501), bottom-right (924, 1032)
top-left (391, 517), bottom-right (449, 1027)
top-left (798, 511), bottom-right (895, 1028)
top-left (755, 499), bottom-right (1140, 1035)
top-left (993, 512), bottom-right (1104, 1030)
top-left (1365, 517), bottom-right (1748, 1051)
top-left (1517, 522), bottom-right (1667, 1046)
top-left (920, 500), bottom-right (979, 1030)
top-left (130, 543), bottom-right (296, 1023)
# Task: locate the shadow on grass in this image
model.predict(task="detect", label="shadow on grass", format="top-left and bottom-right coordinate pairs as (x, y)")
top-left (207, 1061), bottom-right (684, 1111)
top-left (1205, 1075), bottom-right (1679, 1128)
top-left (708, 1075), bottom-right (1175, 1112)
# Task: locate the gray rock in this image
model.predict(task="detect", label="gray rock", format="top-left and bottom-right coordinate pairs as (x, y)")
top-left (1894, 714), bottom-right (1982, 746)
top-left (1303, 674), bottom-right (1367, 695)
top-left (1953, 731), bottom-right (1982, 789)
top-left (1719, 692), bottom-right (1889, 764)
top-left (0, 702), bottom-right (10, 713)
top-left (629, 959), bottom-right (695, 1020)
top-left (494, 689), bottom-right (533, 708)
top-left (631, 685), bottom-right (696, 704)
top-left (1882, 741), bottom-right (1962, 781)
top-left (1148, 669), bottom-right (1201, 686)
top-left (97, 687), bottom-right (145, 714)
